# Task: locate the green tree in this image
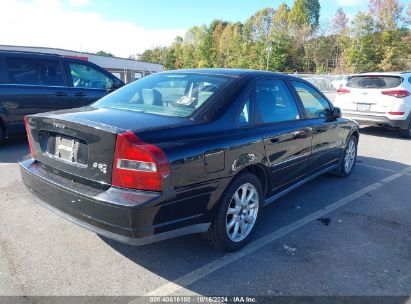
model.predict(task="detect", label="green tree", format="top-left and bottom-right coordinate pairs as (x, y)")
top-left (342, 12), bottom-right (381, 72)
top-left (95, 50), bottom-right (114, 57)
top-left (267, 32), bottom-right (293, 71)
top-left (219, 22), bottom-right (244, 68)
top-left (137, 0), bottom-right (410, 74)
top-left (332, 7), bottom-right (349, 72)
top-left (243, 8), bottom-right (275, 70)
top-left (272, 3), bottom-right (290, 32)
top-left (289, 0), bottom-right (320, 28)
top-left (369, 0), bottom-right (404, 30)
top-left (198, 27), bottom-right (213, 68)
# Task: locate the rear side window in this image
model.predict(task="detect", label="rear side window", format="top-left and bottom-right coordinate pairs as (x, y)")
top-left (238, 97), bottom-right (251, 127)
top-left (346, 76), bottom-right (403, 89)
top-left (6, 57), bottom-right (65, 86)
top-left (255, 79), bottom-right (300, 124)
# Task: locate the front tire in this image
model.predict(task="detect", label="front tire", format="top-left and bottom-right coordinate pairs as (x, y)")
top-left (203, 172), bottom-right (263, 252)
top-left (333, 135), bottom-right (358, 177)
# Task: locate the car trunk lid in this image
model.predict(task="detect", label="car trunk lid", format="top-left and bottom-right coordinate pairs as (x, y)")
top-left (25, 107), bottom-right (191, 188)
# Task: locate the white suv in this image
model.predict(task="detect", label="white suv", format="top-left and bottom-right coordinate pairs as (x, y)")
top-left (334, 72), bottom-right (411, 138)
top-left (331, 75), bottom-right (349, 90)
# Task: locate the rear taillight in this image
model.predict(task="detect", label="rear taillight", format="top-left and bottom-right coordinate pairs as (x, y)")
top-left (337, 88), bottom-right (351, 94)
top-left (388, 112), bottom-right (405, 115)
top-left (381, 90), bottom-right (410, 98)
top-left (112, 131), bottom-right (170, 192)
top-left (24, 116), bottom-right (34, 158)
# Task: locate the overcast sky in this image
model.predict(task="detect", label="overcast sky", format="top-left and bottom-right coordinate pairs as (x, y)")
top-left (0, 0), bottom-right (408, 58)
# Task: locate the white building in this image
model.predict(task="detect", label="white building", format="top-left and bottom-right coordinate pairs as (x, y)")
top-left (0, 45), bottom-right (163, 83)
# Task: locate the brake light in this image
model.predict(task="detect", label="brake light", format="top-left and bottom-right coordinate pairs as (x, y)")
top-left (112, 131), bottom-right (170, 191)
top-left (24, 116), bottom-right (34, 158)
top-left (388, 112), bottom-right (405, 115)
top-left (381, 90), bottom-right (410, 98)
top-left (337, 88), bottom-right (351, 94)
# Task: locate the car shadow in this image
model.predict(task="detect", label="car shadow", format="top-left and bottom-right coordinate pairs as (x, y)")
top-left (100, 156), bottom-right (410, 295)
top-left (359, 125), bottom-right (407, 140)
top-left (0, 136), bottom-right (29, 164)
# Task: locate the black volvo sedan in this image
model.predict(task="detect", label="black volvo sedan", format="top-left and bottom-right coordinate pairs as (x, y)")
top-left (20, 69), bottom-right (359, 251)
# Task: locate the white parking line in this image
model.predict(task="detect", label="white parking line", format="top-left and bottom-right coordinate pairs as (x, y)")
top-left (357, 163), bottom-right (397, 173)
top-left (145, 166), bottom-right (411, 297)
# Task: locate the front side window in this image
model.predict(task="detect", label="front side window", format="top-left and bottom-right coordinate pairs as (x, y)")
top-left (255, 79), bottom-right (300, 124)
top-left (292, 81), bottom-right (331, 119)
top-left (94, 73), bottom-right (231, 118)
top-left (69, 63), bottom-right (113, 89)
top-left (6, 57), bottom-right (65, 86)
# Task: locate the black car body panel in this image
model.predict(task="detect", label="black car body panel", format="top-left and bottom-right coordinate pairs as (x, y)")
top-left (20, 69), bottom-right (359, 245)
top-left (0, 50), bottom-right (124, 138)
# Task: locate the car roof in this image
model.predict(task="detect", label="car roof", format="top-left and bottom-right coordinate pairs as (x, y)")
top-left (353, 72), bottom-right (411, 77)
top-left (162, 68), bottom-right (291, 78)
top-left (0, 49), bottom-right (61, 58)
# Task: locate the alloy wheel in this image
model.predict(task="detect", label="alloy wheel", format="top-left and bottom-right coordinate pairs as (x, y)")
top-left (344, 139), bottom-right (356, 173)
top-left (225, 183), bottom-right (259, 242)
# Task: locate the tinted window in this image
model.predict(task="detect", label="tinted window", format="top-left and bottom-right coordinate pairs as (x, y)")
top-left (69, 63), bottom-right (113, 89)
top-left (94, 73), bottom-right (230, 118)
top-left (292, 81), bottom-right (331, 119)
top-left (6, 57), bottom-right (65, 86)
top-left (255, 79), bottom-right (299, 124)
top-left (346, 76), bottom-right (402, 89)
top-left (238, 97), bottom-right (251, 127)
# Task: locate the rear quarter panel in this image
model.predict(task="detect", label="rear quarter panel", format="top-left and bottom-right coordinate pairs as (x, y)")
top-left (137, 123), bottom-right (268, 219)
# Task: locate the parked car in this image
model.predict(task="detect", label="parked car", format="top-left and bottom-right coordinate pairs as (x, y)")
top-left (331, 75), bottom-right (349, 90)
top-left (20, 69), bottom-right (359, 251)
top-left (334, 72), bottom-right (411, 138)
top-left (0, 50), bottom-right (124, 142)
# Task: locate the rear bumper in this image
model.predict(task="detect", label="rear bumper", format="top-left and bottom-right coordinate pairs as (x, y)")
top-left (342, 112), bottom-right (410, 129)
top-left (19, 159), bottom-right (210, 245)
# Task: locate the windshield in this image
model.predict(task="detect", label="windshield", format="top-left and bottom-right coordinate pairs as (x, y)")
top-left (93, 73), bottom-right (231, 117)
top-left (346, 76), bottom-right (403, 89)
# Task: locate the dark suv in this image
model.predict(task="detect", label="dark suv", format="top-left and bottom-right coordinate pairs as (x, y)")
top-left (0, 51), bottom-right (124, 142)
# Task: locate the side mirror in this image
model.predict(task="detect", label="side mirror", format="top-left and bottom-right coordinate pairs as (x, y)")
top-left (332, 107), bottom-right (342, 119)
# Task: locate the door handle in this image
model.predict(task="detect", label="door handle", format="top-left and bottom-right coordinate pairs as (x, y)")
top-left (316, 128), bottom-right (327, 134)
top-left (74, 92), bottom-right (87, 97)
top-left (270, 137), bottom-right (280, 144)
top-left (55, 92), bottom-right (68, 97)
top-left (293, 127), bottom-right (312, 138)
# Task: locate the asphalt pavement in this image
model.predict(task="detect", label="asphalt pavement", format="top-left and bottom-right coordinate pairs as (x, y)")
top-left (0, 126), bottom-right (410, 297)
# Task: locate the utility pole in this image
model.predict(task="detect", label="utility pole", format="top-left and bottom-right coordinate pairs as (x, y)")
top-left (266, 43), bottom-right (272, 71)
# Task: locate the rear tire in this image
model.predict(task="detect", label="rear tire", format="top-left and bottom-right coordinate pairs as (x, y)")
top-left (333, 135), bottom-right (358, 177)
top-left (400, 120), bottom-right (411, 139)
top-left (0, 124), bottom-right (5, 144)
top-left (202, 172), bottom-right (263, 252)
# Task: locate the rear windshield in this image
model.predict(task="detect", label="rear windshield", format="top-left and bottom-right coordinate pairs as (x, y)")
top-left (346, 76), bottom-right (403, 89)
top-left (93, 73), bottom-right (231, 117)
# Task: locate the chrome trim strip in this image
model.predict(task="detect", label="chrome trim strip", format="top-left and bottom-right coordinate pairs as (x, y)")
top-left (0, 83), bottom-right (69, 88)
top-left (271, 152), bottom-right (311, 168)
